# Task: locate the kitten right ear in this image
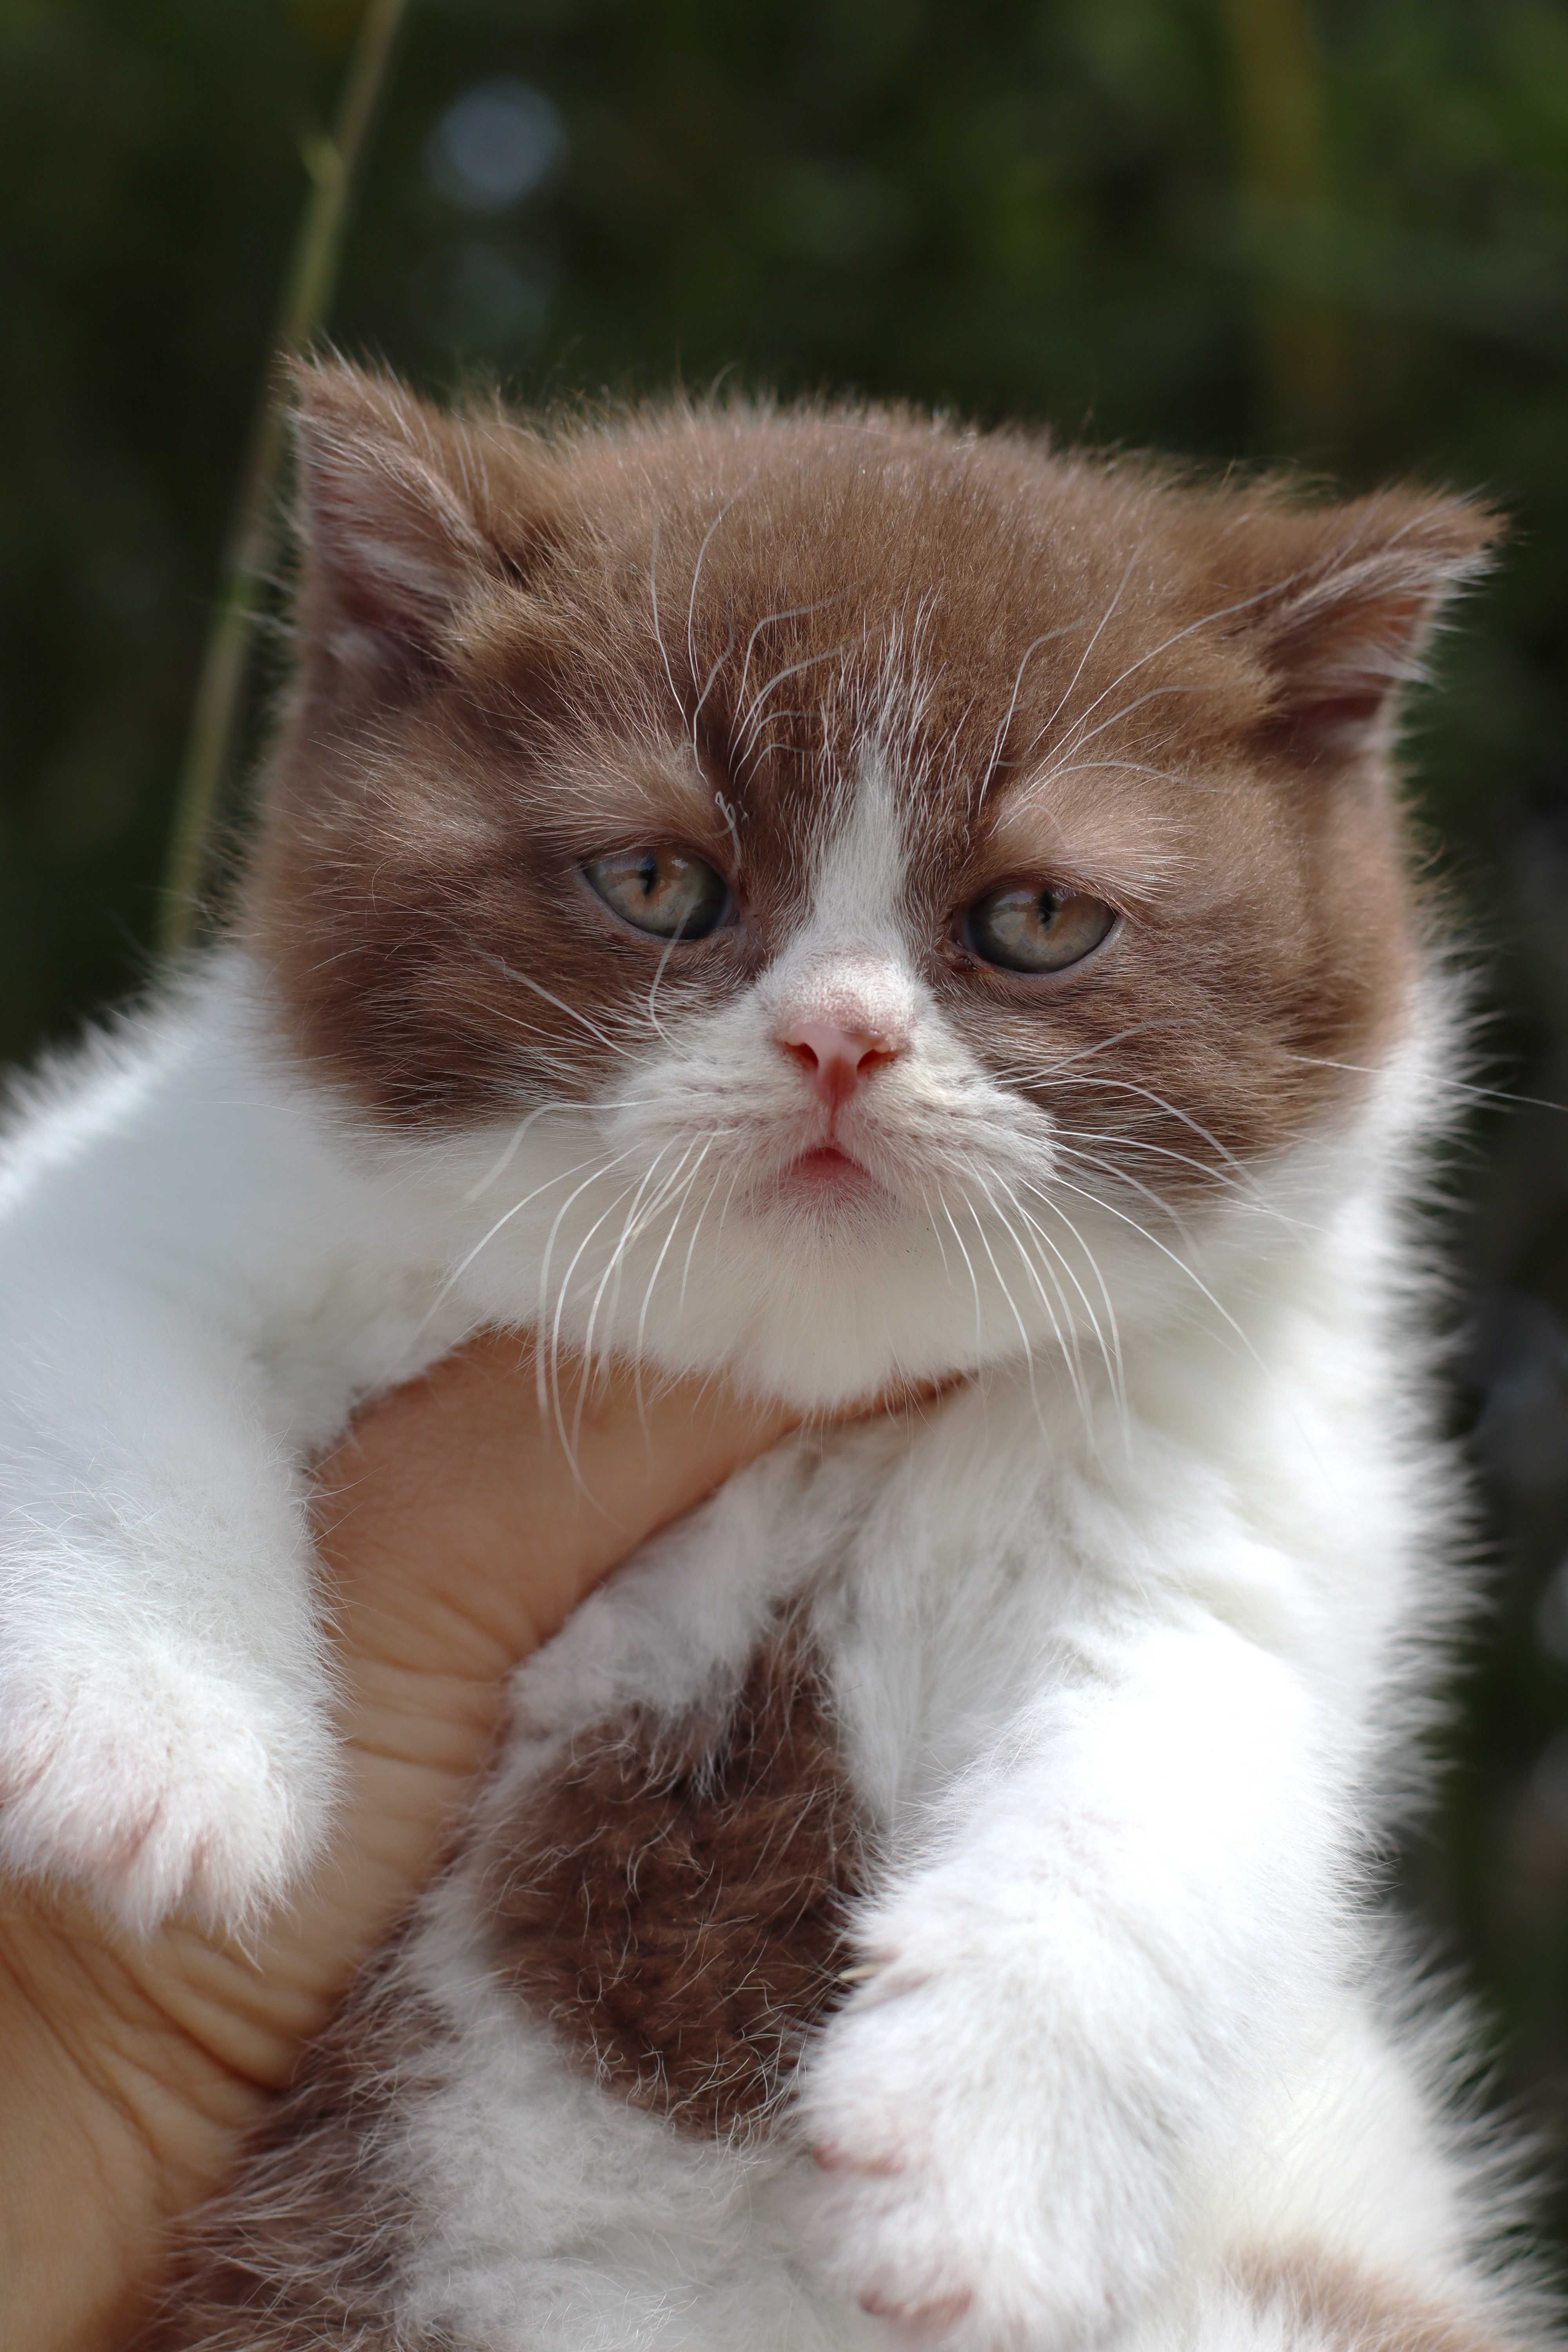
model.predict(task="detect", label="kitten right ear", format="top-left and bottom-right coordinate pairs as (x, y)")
top-left (289, 361), bottom-right (540, 678)
top-left (1221, 488), bottom-right (1501, 766)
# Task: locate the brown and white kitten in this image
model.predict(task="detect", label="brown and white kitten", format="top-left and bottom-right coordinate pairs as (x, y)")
top-left (0, 365), bottom-right (1542, 2352)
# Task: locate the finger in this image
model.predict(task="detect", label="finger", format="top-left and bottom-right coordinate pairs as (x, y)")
top-left (313, 1328), bottom-right (795, 1684)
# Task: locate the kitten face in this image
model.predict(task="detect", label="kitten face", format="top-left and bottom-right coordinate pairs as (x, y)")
top-left (249, 368), bottom-right (1492, 1401)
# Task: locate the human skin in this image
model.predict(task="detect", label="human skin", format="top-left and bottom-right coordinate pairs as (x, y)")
top-left (0, 1333), bottom-right (796, 2352)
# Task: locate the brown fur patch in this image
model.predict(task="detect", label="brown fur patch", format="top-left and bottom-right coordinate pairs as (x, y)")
top-left (247, 364), bottom-right (1495, 1196)
top-left (481, 1622), bottom-right (864, 2138)
top-left (1242, 2250), bottom-right (1521, 2352)
top-left (130, 1953), bottom-right (456, 2352)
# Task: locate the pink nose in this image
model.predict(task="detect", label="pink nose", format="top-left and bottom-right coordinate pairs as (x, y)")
top-left (777, 1020), bottom-right (901, 1112)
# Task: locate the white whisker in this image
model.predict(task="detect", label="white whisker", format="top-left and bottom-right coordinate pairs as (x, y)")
top-left (732, 591), bottom-right (848, 728)
top-left (685, 479), bottom-right (755, 753)
top-left (648, 521), bottom-right (685, 725)
top-left (635, 1144), bottom-right (706, 1368)
top-left (975, 620), bottom-right (1087, 809)
top-left (1281, 1050), bottom-right (1568, 1118)
top-left (416, 1145), bottom-right (634, 1348)
top-left (462, 1099), bottom-right (577, 1203)
top-left (920, 1187), bottom-right (953, 1286)
top-left (992, 1170), bottom-right (1123, 1424)
top-left (965, 1189), bottom-right (1058, 1427)
top-left (1029, 1070), bottom-right (1253, 1183)
top-left (535, 1152), bottom-right (652, 1473)
top-left (691, 628), bottom-right (737, 746)
top-left (1049, 1140), bottom-right (1202, 1250)
top-left (579, 1138), bottom-right (684, 1370)
top-left (1022, 1167), bottom-right (1266, 1379)
top-left (735, 644), bottom-right (851, 768)
top-left (644, 926), bottom-right (688, 1048)
top-left (675, 1140), bottom-right (721, 1313)
top-left (993, 1024), bottom-right (1168, 1079)
top-left (549, 1177), bottom-right (643, 1472)
top-left (940, 1195), bottom-right (985, 1365)
top-left (1020, 1180), bottom-right (1129, 1437)
top-left (478, 953), bottom-right (639, 1063)
top-left (1007, 549), bottom-right (1142, 784)
top-left (1045, 682), bottom-right (1205, 765)
top-left (1039, 560), bottom-right (1322, 770)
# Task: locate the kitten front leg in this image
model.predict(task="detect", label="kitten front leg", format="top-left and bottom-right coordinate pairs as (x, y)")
top-left (799, 1614), bottom-right (1340, 2351)
top-left (0, 1287), bottom-right (338, 1935)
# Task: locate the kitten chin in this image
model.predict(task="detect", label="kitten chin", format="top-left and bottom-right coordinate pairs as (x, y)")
top-left (484, 1209), bottom-right (991, 1411)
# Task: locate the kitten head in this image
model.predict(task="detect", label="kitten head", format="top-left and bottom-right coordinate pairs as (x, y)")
top-left (248, 362), bottom-right (1494, 1404)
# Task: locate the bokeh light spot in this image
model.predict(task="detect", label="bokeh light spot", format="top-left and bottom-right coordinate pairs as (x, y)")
top-left (424, 78), bottom-right (566, 214)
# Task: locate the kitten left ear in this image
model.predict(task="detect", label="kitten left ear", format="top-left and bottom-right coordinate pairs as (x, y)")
top-left (1229, 491), bottom-right (1500, 764)
top-left (289, 359), bottom-right (557, 680)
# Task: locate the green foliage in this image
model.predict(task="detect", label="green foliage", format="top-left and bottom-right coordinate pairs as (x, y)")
top-left (3, 0), bottom-right (1568, 2228)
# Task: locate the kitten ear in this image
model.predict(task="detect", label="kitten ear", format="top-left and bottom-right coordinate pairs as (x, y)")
top-left (1227, 491), bottom-right (1500, 764)
top-left (289, 359), bottom-right (547, 677)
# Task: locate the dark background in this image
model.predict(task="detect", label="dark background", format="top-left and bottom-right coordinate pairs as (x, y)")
top-left (4, 0), bottom-right (1568, 2238)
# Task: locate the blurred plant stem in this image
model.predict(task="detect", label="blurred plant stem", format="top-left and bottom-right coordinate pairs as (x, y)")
top-left (160, 0), bottom-right (409, 954)
top-left (1216, 0), bottom-right (1351, 451)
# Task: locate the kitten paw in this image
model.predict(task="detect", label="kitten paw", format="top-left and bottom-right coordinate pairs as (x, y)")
top-left (0, 1648), bottom-right (337, 1935)
top-left (800, 1949), bottom-right (1166, 2352)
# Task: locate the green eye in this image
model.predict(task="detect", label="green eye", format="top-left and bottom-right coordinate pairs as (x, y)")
top-left (963, 883), bottom-right (1117, 975)
top-left (583, 846), bottom-right (730, 940)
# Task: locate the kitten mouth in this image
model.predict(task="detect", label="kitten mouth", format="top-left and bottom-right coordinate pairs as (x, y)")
top-left (778, 1143), bottom-right (889, 1208)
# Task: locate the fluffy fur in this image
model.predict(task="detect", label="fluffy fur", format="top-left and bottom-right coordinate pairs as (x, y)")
top-left (0, 365), bottom-right (1542, 2351)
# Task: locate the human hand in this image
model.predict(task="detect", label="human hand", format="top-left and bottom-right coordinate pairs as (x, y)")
top-left (0, 1334), bottom-right (794, 2352)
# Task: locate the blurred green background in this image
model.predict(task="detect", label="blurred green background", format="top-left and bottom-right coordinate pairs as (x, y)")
top-left (3, 0), bottom-right (1568, 2234)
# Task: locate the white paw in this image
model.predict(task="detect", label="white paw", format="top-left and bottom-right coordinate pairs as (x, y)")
top-left (0, 1645), bottom-right (338, 1935)
top-left (799, 1948), bottom-right (1171, 2352)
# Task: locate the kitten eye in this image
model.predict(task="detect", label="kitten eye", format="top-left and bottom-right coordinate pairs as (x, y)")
top-left (962, 883), bottom-right (1117, 975)
top-left (583, 846), bottom-right (730, 941)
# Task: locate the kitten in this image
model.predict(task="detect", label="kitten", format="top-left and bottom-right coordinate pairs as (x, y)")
top-left (0, 363), bottom-right (1539, 2352)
